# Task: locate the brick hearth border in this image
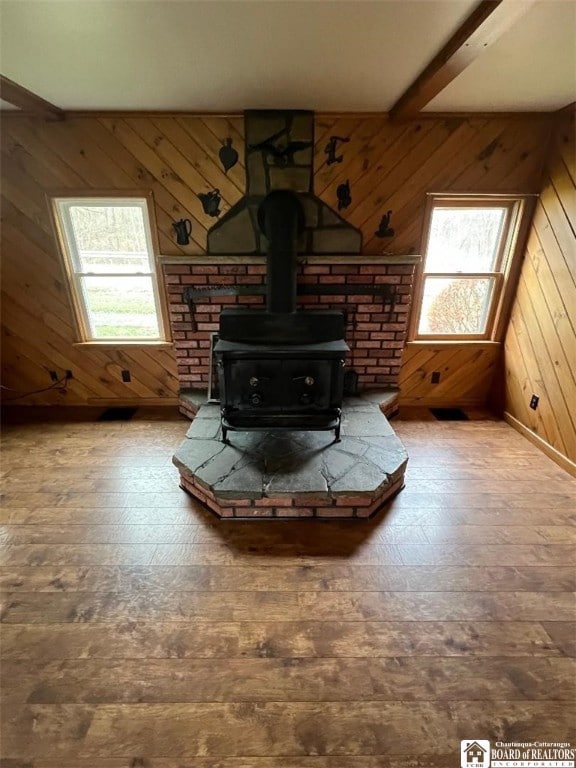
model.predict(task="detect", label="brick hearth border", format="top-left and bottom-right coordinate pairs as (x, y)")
top-left (179, 472), bottom-right (405, 519)
top-left (172, 397), bottom-right (409, 520)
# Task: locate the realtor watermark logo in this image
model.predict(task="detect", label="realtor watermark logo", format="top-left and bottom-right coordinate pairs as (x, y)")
top-left (462, 741), bottom-right (491, 768)
top-left (461, 740), bottom-right (575, 768)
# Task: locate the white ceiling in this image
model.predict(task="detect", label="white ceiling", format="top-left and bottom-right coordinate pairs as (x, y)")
top-left (426, 0), bottom-right (576, 111)
top-left (0, 0), bottom-right (574, 113)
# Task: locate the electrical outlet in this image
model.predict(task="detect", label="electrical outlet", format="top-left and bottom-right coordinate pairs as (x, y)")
top-left (121, 369), bottom-right (132, 383)
top-left (431, 371), bottom-right (441, 384)
top-left (530, 394), bottom-right (539, 410)
top-left (65, 370), bottom-right (73, 380)
top-left (49, 370), bottom-right (58, 382)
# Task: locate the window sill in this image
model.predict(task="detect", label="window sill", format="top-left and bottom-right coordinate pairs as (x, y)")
top-left (73, 341), bottom-right (173, 349)
top-left (407, 340), bottom-right (501, 347)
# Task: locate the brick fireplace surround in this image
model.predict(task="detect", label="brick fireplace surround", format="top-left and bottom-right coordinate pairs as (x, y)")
top-left (162, 254), bottom-right (419, 413)
top-left (163, 254), bottom-right (419, 519)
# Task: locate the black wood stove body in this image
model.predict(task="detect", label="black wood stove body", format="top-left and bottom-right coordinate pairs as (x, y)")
top-left (214, 190), bottom-right (349, 443)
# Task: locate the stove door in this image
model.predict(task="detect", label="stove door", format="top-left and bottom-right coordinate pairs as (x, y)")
top-left (221, 356), bottom-right (343, 412)
top-left (223, 360), bottom-right (279, 411)
top-left (282, 359), bottom-right (332, 410)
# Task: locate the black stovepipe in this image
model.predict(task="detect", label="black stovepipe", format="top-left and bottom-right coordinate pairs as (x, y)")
top-left (257, 190), bottom-right (304, 314)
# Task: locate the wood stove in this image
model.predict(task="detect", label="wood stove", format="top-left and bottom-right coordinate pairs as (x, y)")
top-left (214, 190), bottom-right (349, 442)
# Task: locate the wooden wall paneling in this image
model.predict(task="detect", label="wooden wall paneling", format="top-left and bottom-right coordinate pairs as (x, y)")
top-left (99, 117), bottom-right (209, 251)
top-left (103, 347), bottom-right (179, 400)
top-left (324, 121), bottom-right (445, 248)
top-left (25, 118), bottom-right (128, 189)
top-left (1, 226), bottom-right (180, 403)
top-left (392, 118), bottom-right (551, 255)
top-left (516, 239), bottom-right (576, 448)
top-left (0, 195), bottom-right (51, 256)
top-left (124, 118), bottom-right (235, 220)
top-left (150, 118), bottom-right (244, 202)
top-left (176, 118), bottom-right (246, 190)
top-left (506, 286), bottom-right (572, 456)
top-left (1, 113), bottom-right (555, 406)
top-left (504, 311), bottom-right (567, 455)
top-left (361, 117), bottom-right (495, 252)
top-left (398, 344), bottom-right (500, 407)
top-left (77, 119), bottom-right (200, 256)
top-left (0, 301), bottom-right (116, 401)
top-left (313, 116), bottom-right (388, 194)
top-left (501, 109), bottom-right (576, 469)
top-left (540, 185), bottom-right (576, 282)
top-left (1, 120), bottom-right (84, 190)
top-left (530, 204), bottom-right (576, 328)
top-left (547, 153), bottom-right (576, 233)
top-left (313, 115), bottom-right (340, 154)
top-left (0, 153), bottom-right (57, 235)
top-left (1, 224), bottom-right (69, 308)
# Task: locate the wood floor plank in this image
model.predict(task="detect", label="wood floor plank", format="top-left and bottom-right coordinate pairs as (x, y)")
top-left (3, 504), bottom-right (575, 527)
top-left (2, 590), bottom-right (574, 623)
top-left (2, 702), bottom-right (574, 759)
top-left (2, 522), bottom-right (576, 545)
top-left (2, 564), bottom-right (574, 592)
top-left (0, 620), bottom-right (562, 660)
top-left (0, 758), bottom-right (458, 768)
top-left (3, 657), bottom-right (574, 705)
top-left (541, 622), bottom-right (576, 657)
top-left (2, 541), bottom-right (574, 567)
top-left (1, 409), bottom-right (574, 765)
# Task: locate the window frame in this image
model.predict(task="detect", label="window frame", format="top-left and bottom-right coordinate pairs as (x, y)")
top-left (410, 194), bottom-right (527, 342)
top-left (51, 192), bottom-right (170, 345)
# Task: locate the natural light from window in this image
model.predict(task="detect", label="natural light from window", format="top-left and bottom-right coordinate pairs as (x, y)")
top-left (416, 202), bottom-right (513, 338)
top-left (54, 198), bottom-right (165, 342)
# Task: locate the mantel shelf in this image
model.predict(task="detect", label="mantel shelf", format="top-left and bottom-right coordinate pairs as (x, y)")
top-left (159, 254), bottom-right (422, 266)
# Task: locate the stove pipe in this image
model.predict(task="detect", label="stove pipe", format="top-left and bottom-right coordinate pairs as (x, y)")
top-left (257, 190), bottom-right (304, 314)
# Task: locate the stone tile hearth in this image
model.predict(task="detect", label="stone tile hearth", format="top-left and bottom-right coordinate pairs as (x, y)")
top-left (173, 393), bottom-right (408, 519)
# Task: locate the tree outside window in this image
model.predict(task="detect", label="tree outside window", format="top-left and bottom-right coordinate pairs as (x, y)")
top-left (414, 198), bottom-right (522, 340)
top-left (53, 197), bottom-right (167, 342)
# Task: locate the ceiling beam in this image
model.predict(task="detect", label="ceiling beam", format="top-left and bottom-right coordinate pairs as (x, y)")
top-left (389, 0), bottom-right (538, 121)
top-left (0, 75), bottom-right (64, 119)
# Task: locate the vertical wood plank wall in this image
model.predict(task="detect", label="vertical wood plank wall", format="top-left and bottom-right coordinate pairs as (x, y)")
top-left (501, 109), bottom-right (576, 467)
top-left (0, 113), bottom-right (551, 405)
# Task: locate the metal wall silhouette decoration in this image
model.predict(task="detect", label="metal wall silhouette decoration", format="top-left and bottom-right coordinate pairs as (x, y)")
top-left (198, 190), bottom-right (222, 217)
top-left (219, 138), bottom-right (239, 173)
top-left (375, 210), bottom-right (395, 238)
top-left (336, 180), bottom-right (352, 211)
top-left (324, 135), bottom-right (350, 165)
top-left (248, 121), bottom-right (312, 167)
top-left (172, 218), bottom-right (192, 245)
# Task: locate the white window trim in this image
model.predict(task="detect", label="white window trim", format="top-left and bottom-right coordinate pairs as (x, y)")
top-left (410, 195), bottom-right (525, 342)
top-left (52, 195), bottom-right (168, 344)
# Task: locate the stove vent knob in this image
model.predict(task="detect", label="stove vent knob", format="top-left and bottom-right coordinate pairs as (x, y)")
top-left (249, 377), bottom-right (259, 387)
top-left (304, 376), bottom-right (315, 386)
top-left (249, 393), bottom-right (263, 406)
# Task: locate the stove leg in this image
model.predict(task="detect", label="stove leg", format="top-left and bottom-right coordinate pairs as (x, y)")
top-left (334, 423), bottom-right (341, 442)
top-left (221, 424), bottom-right (229, 444)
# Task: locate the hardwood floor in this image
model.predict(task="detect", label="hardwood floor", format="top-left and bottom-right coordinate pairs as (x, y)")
top-left (1, 407), bottom-right (575, 767)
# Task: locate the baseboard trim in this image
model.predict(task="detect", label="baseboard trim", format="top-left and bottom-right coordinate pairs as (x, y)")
top-left (504, 411), bottom-right (576, 478)
top-left (86, 398), bottom-right (179, 407)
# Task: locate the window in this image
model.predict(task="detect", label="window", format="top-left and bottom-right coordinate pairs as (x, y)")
top-left (53, 196), bottom-right (166, 342)
top-left (413, 196), bottom-right (523, 340)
